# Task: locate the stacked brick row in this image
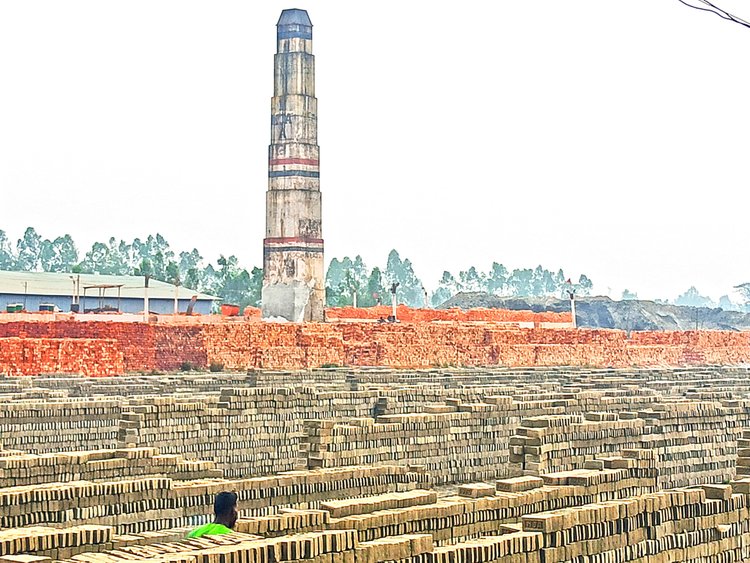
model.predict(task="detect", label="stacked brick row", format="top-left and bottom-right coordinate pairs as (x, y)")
top-left (0, 397), bottom-right (122, 453)
top-left (508, 413), bottom-right (647, 474)
top-left (25, 481), bottom-right (750, 563)
top-left (0, 525), bottom-right (113, 561)
top-left (519, 484), bottom-right (750, 563)
top-left (511, 402), bottom-right (741, 489)
top-left (203, 324), bottom-right (750, 371)
top-left (736, 429), bottom-right (750, 478)
top-left (0, 337), bottom-right (124, 376)
top-left (0, 321), bottom-right (203, 374)
top-left (323, 467), bottom-right (656, 546)
top-left (301, 398), bottom-right (586, 485)
top-left (4, 458), bottom-right (717, 563)
top-left (118, 387), bottom-right (511, 478)
top-left (153, 325), bottom-right (207, 371)
top-left (0, 463), bottom-right (428, 534)
top-left (325, 305), bottom-right (571, 324)
top-left (0, 321), bottom-right (156, 372)
top-left (639, 401), bottom-right (739, 488)
top-left (4, 319), bottom-right (750, 374)
top-left (0, 447), bottom-right (221, 488)
top-left (3, 372), bottom-right (750, 483)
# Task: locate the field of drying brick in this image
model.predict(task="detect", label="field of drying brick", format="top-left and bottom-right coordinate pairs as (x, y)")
top-left (3, 309), bottom-right (750, 562)
top-left (3, 367), bottom-right (750, 562)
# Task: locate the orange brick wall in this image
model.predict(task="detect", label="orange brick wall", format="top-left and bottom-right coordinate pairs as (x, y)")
top-left (326, 305), bottom-right (571, 324)
top-left (201, 323), bottom-right (750, 370)
top-left (0, 337), bottom-right (124, 376)
top-left (1, 318), bottom-right (749, 375)
top-left (0, 322), bottom-right (204, 373)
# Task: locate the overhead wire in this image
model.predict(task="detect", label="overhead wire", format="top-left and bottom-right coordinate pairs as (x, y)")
top-left (677, 0), bottom-right (750, 28)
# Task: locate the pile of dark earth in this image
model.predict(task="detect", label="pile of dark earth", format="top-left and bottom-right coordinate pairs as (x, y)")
top-left (439, 292), bottom-right (750, 331)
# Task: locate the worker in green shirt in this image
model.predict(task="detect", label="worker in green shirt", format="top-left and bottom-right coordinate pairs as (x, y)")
top-left (188, 491), bottom-right (239, 538)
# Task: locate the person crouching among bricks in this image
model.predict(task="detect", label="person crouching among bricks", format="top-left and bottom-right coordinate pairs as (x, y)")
top-left (188, 491), bottom-right (239, 538)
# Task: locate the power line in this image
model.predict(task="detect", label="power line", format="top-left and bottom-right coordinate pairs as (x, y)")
top-left (677, 0), bottom-right (750, 29)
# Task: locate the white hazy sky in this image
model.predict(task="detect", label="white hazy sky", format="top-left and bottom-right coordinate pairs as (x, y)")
top-left (0, 1), bottom-right (748, 301)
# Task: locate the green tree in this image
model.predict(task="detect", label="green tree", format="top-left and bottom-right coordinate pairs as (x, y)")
top-left (135, 234), bottom-right (176, 282)
top-left (325, 257), bottom-right (348, 307)
top-left (718, 295), bottom-right (737, 311)
top-left (621, 289), bottom-right (638, 300)
top-left (134, 258), bottom-right (154, 278)
top-left (246, 266), bottom-right (263, 308)
top-left (349, 255), bottom-right (369, 305)
top-left (327, 255), bottom-right (382, 307)
top-left (384, 249), bottom-right (424, 307)
top-left (78, 242), bottom-right (109, 274)
top-left (554, 269), bottom-right (567, 296)
top-left (487, 262), bottom-right (508, 296)
top-left (576, 274), bottom-right (593, 296)
top-left (0, 230), bottom-right (17, 269)
top-left (530, 266), bottom-right (557, 297)
top-left (542, 269), bottom-right (557, 295)
top-left (508, 268), bottom-right (533, 296)
top-left (39, 235), bottom-right (78, 272)
top-left (201, 263), bottom-right (221, 297)
top-left (103, 238), bottom-right (133, 275)
top-left (78, 238), bottom-right (130, 275)
top-left (209, 255), bottom-right (257, 310)
top-left (674, 286), bottom-right (713, 308)
top-left (179, 249), bottom-right (205, 290)
top-left (361, 266), bottom-right (387, 307)
top-left (459, 266), bottom-right (485, 293)
top-left (15, 227), bottom-right (43, 271)
top-left (431, 271), bottom-right (461, 307)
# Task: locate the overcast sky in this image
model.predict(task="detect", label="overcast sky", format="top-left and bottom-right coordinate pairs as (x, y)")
top-left (0, 1), bottom-right (747, 301)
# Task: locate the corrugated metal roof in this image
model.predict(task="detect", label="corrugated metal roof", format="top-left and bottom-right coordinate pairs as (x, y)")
top-left (277, 9), bottom-right (312, 27)
top-left (0, 270), bottom-right (219, 301)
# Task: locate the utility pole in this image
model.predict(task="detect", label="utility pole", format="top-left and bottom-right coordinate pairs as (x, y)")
top-left (173, 276), bottom-right (180, 315)
top-left (390, 282), bottom-right (400, 322)
top-left (565, 280), bottom-right (577, 329)
top-left (143, 275), bottom-right (150, 323)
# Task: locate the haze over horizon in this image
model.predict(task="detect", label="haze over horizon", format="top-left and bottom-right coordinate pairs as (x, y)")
top-left (1, 2), bottom-right (747, 303)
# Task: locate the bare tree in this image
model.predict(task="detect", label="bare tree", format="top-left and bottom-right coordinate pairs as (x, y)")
top-left (678, 0), bottom-right (750, 28)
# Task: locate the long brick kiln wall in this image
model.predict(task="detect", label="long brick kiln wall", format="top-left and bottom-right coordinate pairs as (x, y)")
top-left (202, 324), bottom-right (750, 371)
top-left (2, 320), bottom-right (750, 374)
top-left (325, 305), bottom-right (571, 324)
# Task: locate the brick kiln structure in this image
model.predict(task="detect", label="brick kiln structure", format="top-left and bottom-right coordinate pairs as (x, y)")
top-left (262, 9), bottom-right (325, 322)
top-left (1, 310), bottom-right (750, 375)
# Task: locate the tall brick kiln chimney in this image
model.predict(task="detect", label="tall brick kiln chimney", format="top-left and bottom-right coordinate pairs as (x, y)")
top-left (261, 9), bottom-right (324, 322)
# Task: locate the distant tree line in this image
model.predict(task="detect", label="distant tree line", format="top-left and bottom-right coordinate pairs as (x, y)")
top-left (0, 227), bottom-right (261, 311)
top-left (1, 226), bottom-right (601, 311)
top-left (621, 286), bottom-right (746, 312)
top-left (326, 249), bottom-right (594, 308)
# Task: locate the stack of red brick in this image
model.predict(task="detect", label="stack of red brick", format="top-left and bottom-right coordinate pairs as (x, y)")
top-left (325, 305), bottom-right (571, 324)
top-left (2, 317), bottom-right (750, 375)
top-left (0, 337), bottom-right (124, 376)
top-left (203, 323), bottom-right (750, 370)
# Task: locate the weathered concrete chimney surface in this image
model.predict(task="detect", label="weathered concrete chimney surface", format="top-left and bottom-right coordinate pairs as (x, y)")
top-left (262, 9), bottom-right (324, 322)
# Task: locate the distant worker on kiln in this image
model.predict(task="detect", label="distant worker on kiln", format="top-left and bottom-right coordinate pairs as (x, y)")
top-left (187, 491), bottom-right (238, 538)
